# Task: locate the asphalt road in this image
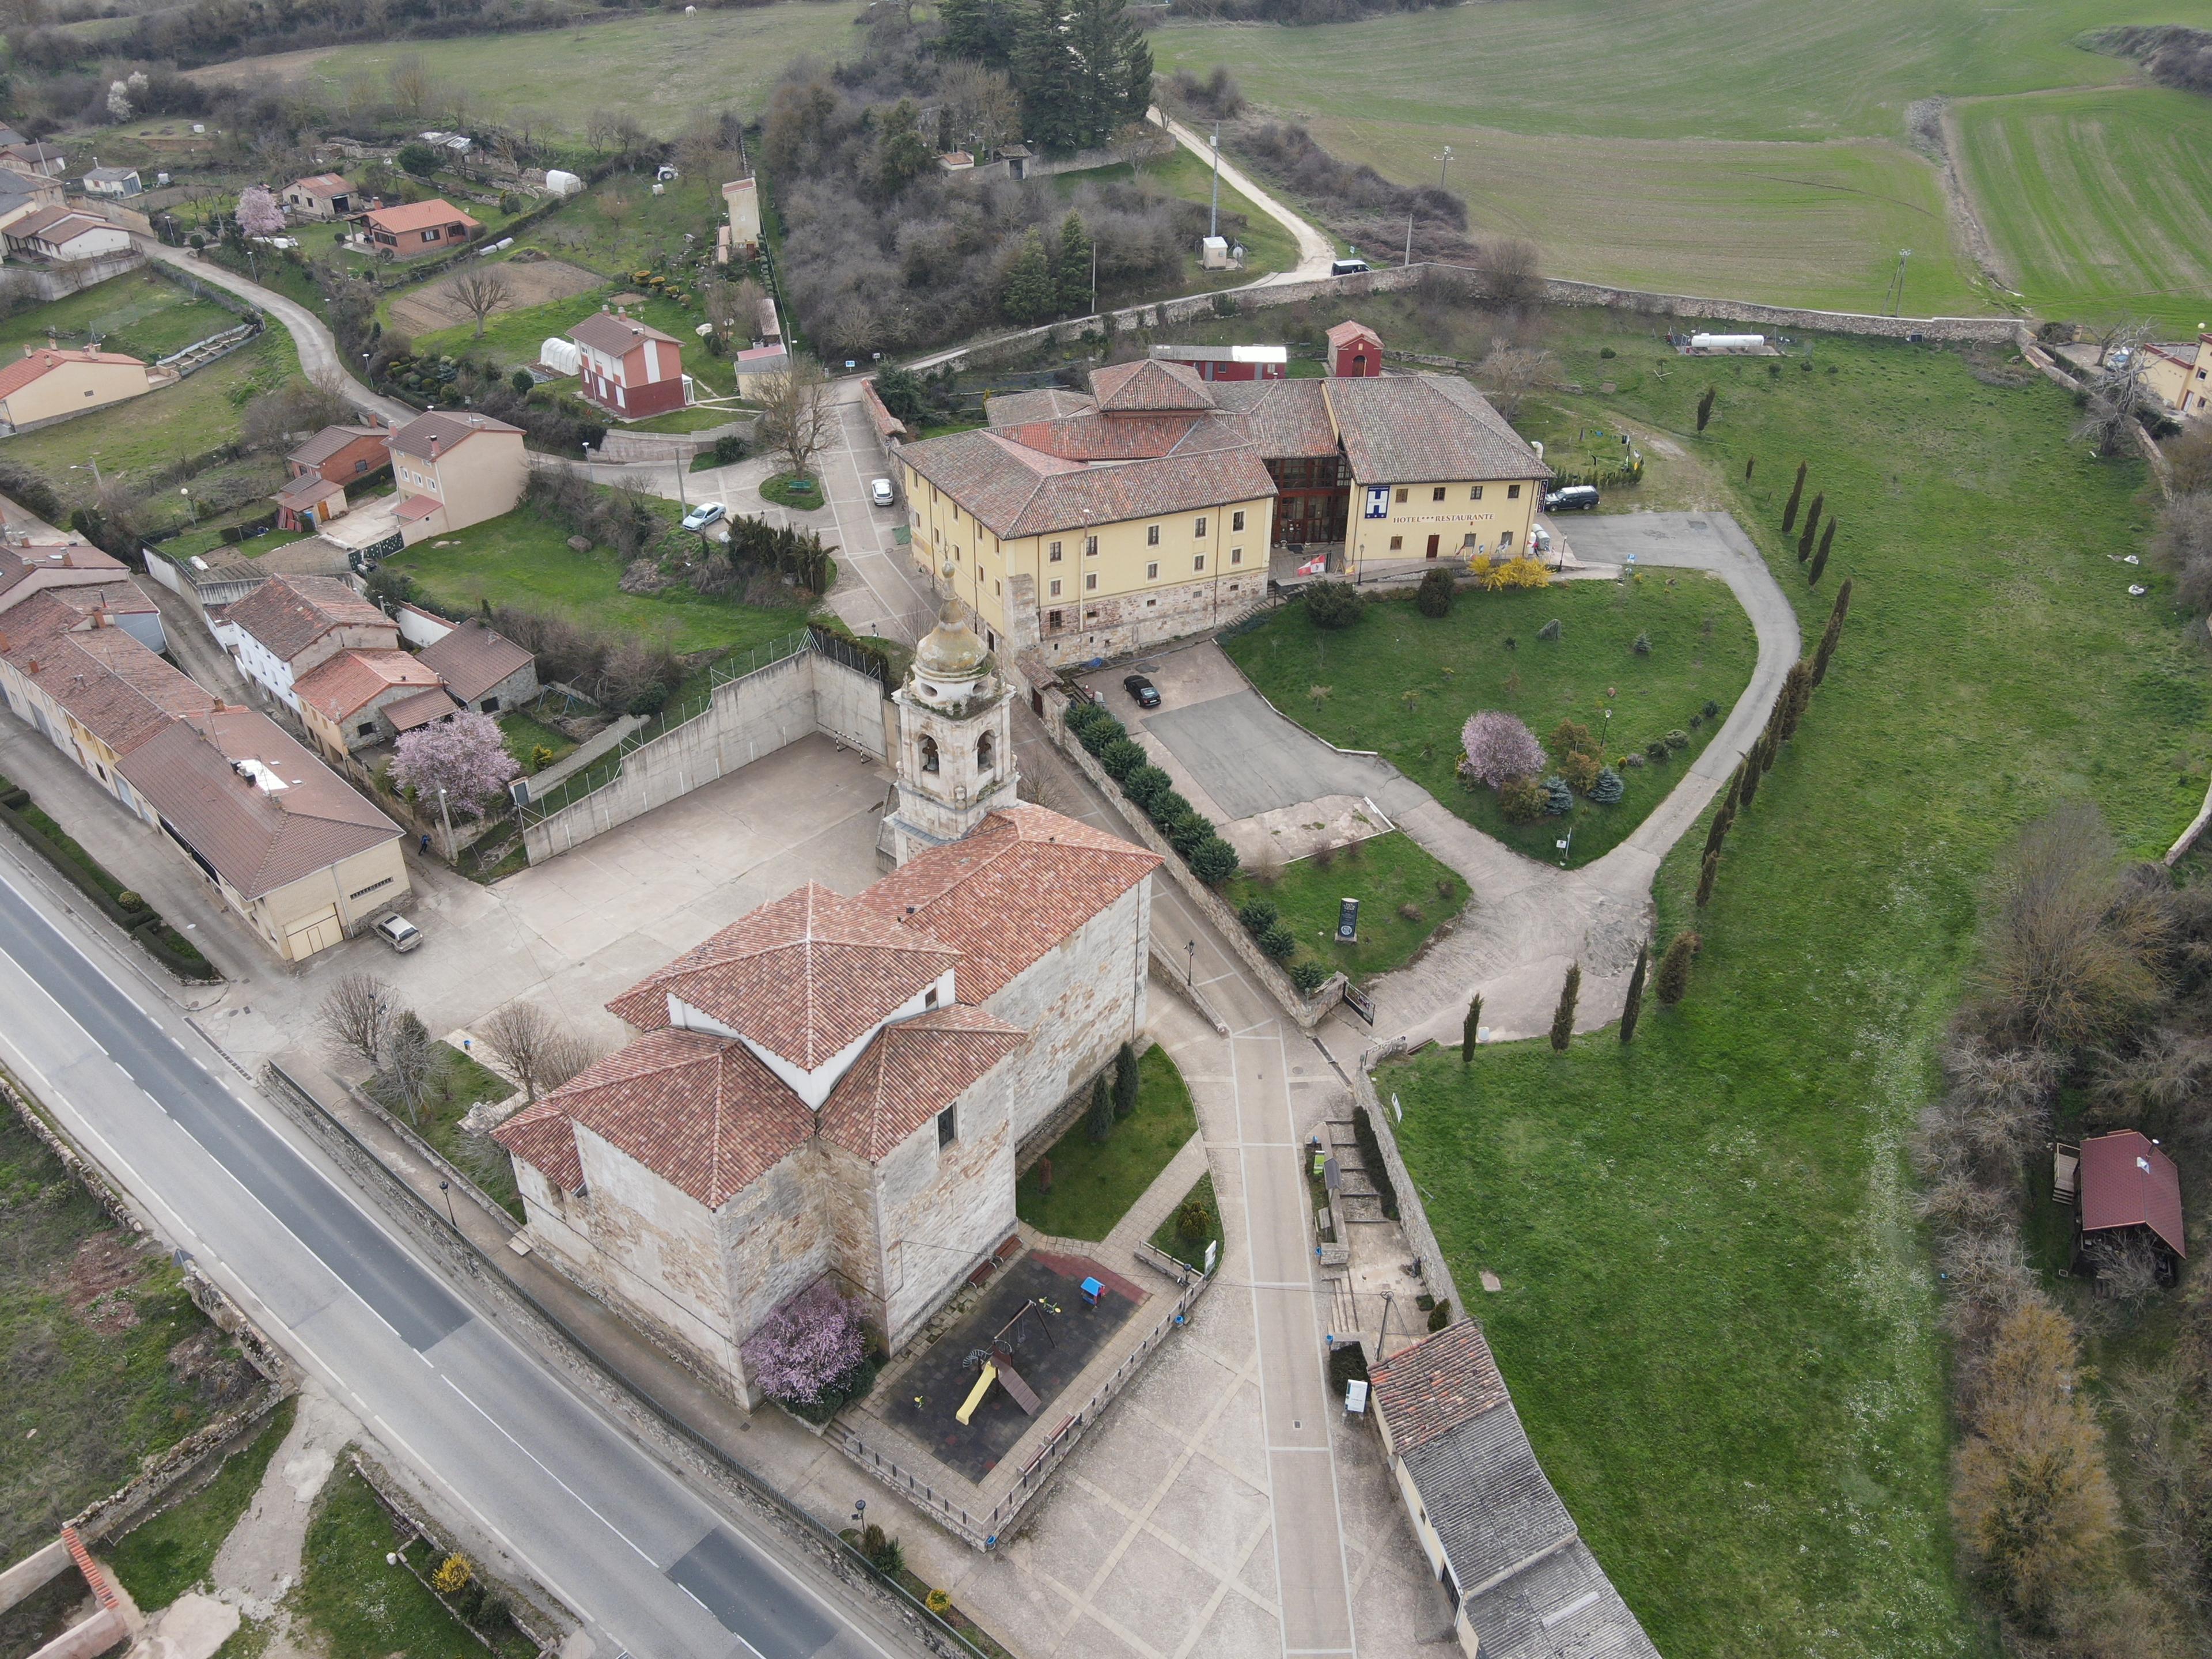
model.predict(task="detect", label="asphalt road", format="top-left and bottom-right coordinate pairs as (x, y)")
top-left (0, 863), bottom-right (909, 1659)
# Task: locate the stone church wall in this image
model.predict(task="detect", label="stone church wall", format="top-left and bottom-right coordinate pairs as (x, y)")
top-left (986, 879), bottom-right (1152, 1150)
top-left (874, 1066), bottom-right (1019, 1347)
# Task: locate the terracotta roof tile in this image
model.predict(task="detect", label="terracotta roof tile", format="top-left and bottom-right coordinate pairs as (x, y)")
top-left (292, 648), bottom-right (444, 722)
top-left (1368, 1320), bottom-right (1512, 1454)
top-left (383, 685), bottom-right (460, 732)
top-left (607, 882), bottom-right (960, 1070)
top-left (2079, 1130), bottom-right (2187, 1257)
top-left (1323, 376), bottom-right (1549, 484)
top-left (0, 595), bottom-right (213, 755)
top-left (494, 1028), bottom-right (815, 1209)
top-left (819, 1005), bottom-right (1024, 1161)
top-left (0, 346), bottom-right (143, 400)
top-left (572, 312), bottom-right (680, 355)
top-left (860, 805), bottom-right (1160, 999)
top-left (416, 618), bottom-right (532, 703)
top-left (220, 574), bottom-right (392, 665)
top-left (362, 198), bottom-right (480, 236)
top-left (901, 428), bottom-right (1277, 541)
top-left (388, 410), bottom-right (522, 461)
top-left (287, 424), bottom-right (385, 467)
top-left (1090, 358), bottom-right (1216, 412)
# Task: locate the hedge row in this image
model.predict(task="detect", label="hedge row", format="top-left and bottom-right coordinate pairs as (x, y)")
top-left (0, 781), bottom-right (219, 982)
top-left (1064, 699), bottom-right (1243, 884)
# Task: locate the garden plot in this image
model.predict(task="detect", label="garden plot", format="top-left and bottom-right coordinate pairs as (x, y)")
top-left (385, 257), bottom-right (605, 338)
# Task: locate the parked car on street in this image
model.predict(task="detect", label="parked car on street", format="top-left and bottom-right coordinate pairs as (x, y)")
top-left (373, 914), bottom-right (423, 953)
top-left (1123, 673), bottom-right (1161, 709)
top-left (870, 477), bottom-right (896, 507)
top-left (681, 502), bottom-right (728, 532)
top-left (1544, 485), bottom-right (1600, 513)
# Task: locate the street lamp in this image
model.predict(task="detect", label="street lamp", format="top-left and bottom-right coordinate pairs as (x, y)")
top-left (70, 457), bottom-right (103, 490)
top-left (438, 1180), bottom-right (456, 1229)
top-left (1436, 145), bottom-right (1455, 190)
top-left (180, 485), bottom-right (197, 524)
top-left (1185, 939), bottom-right (1196, 987)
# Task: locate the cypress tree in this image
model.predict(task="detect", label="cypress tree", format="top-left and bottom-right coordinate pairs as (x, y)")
top-left (1654, 930), bottom-right (1699, 1006)
top-left (1808, 543), bottom-right (1830, 586)
top-left (1744, 455), bottom-right (1756, 483)
top-left (1086, 1074), bottom-right (1112, 1142)
top-left (1758, 726), bottom-right (1779, 775)
top-left (1112, 1041), bottom-right (1139, 1116)
top-left (1056, 211), bottom-right (1094, 317)
top-left (1776, 661), bottom-right (1814, 742)
top-left (1461, 993), bottom-right (1483, 1063)
top-left (1703, 797), bottom-right (1734, 859)
top-left (1618, 946), bottom-right (1647, 1044)
top-left (1724, 762), bottom-right (1745, 815)
top-left (1695, 847), bottom-right (1719, 907)
top-left (1738, 743), bottom-right (1763, 806)
top-left (1816, 515), bottom-right (1835, 565)
top-left (1797, 491), bottom-right (1823, 560)
top-left (1696, 386), bottom-right (1715, 432)
top-left (1812, 578), bottom-right (1852, 685)
top-left (1548, 962), bottom-right (1580, 1052)
top-left (1781, 461), bottom-right (1806, 533)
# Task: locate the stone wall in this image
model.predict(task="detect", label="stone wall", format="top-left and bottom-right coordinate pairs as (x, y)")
top-left (875, 1067), bottom-right (1018, 1346)
top-left (1533, 274), bottom-right (2023, 343)
top-left (986, 878), bottom-right (1152, 1145)
top-left (521, 645), bottom-right (889, 863)
top-left (1349, 1044), bottom-right (1464, 1322)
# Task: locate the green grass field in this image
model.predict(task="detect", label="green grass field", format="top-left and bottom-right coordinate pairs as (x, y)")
top-left (0, 268), bottom-right (237, 362)
top-left (108, 1399), bottom-right (297, 1611)
top-left (1366, 309), bottom-right (2193, 1658)
top-left (1226, 829), bottom-right (1464, 983)
top-left (401, 286), bottom-right (706, 381)
top-left (1955, 85), bottom-right (2212, 328)
top-left (1226, 579), bottom-right (1759, 868)
top-left (383, 500), bottom-right (807, 656)
top-left (1016, 1046), bottom-right (1196, 1241)
top-left (187, 4), bottom-right (861, 138)
top-left (1151, 0), bottom-right (2212, 316)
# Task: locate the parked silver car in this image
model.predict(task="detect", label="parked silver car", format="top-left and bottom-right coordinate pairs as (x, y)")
top-left (373, 914), bottom-right (423, 953)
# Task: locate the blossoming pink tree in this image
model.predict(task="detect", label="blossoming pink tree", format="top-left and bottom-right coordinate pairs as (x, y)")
top-left (391, 711), bottom-right (520, 819)
top-left (741, 1280), bottom-right (866, 1404)
top-left (1460, 710), bottom-right (1544, 789)
top-left (236, 184), bottom-right (285, 240)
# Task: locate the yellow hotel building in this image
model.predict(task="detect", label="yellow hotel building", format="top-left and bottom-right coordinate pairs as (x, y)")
top-left (898, 334), bottom-right (1550, 667)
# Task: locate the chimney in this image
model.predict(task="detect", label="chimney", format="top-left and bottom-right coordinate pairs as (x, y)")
top-left (428, 434), bottom-right (440, 460)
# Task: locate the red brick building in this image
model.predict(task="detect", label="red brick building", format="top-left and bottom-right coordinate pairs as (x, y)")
top-left (1328, 319), bottom-right (1382, 378)
top-left (570, 312), bottom-right (690, 419)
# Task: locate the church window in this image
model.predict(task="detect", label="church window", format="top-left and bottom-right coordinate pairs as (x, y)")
top-left (937, 1105), bottom-right (957, 1147)
top-left (919, 734), bottom-right (940, 773)
top-left (978, 732), bottom-right (995, 772)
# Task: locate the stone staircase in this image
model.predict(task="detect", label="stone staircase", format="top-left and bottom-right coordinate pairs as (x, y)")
top-left (1324, 1116), bottom-right (1387, 1224)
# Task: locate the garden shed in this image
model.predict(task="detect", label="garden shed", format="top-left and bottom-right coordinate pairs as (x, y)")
top-left (2071, 1129), bottom-right (2186, 1282)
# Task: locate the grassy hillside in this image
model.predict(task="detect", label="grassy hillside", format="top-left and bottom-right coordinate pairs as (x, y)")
top-left (1152, 0), bottom-right (2212, 317)
top-left (1955, 84), bottom-right (2212, 329)
top-left (1356, 312), bottom-right (2188, 1657)
top-left (185, 3), bottom-right (861, 138)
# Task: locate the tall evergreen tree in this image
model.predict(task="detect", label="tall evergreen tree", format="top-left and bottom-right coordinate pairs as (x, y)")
top-left (1695, 847), bottom-right (1719, 907)
top-left (1057, 211), bottom-right (1094, 315)
top-left (1695, 386), bottom-right (1715, 432)
top-left (1758, 726), bottom-right (1779, 775)
top-left (1744, 455), bottom-right (1756, 482)
top-left (1461, 993), bottom-right (1482, 1063)
top-left (1724, 762), bottom-right (1745, 815)
top-left (1549, 962), bottom-right (1580, 1052)
top-left (1619, 946), bottom-right (1647, 1043)
top-left (1113, 1041), bottom-right (1139, 1116)
top-left (940, 0), bottom-right (1015, 64)
top-left (1781, 460), bottom-right (1806, 533)
top-left (1816, 515), bottom-right (1835, 567)
top-left (1808, 542), bottom-right (1830, 586)
top-left (1703, 796), bottom-right (1734, 859)
top-left (1776, 660), bottom-right (1814, 742)
top-left (1812, 578), bottom-right (1852, 685)
top-left (1086, 1074), bottom-right (1112, 1141)
top-left (1738, 743), bottom-right (1763, 806)
top-left (1014, 0), bottom-right (1075, 148)
top-left (999, 228), bottom-right (1054, 324)
top-left (1654, 930), bottom-right (1698, 1006)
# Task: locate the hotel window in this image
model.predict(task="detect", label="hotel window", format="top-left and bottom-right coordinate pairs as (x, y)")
top-left (1395, 487), bottom-right (1408, 503)
top-left (1050, 578), bottom-right (1062, 597)
top-left (1048, 609), bottom-right (1064, 630)
top-left (1146, 525), bottom-right (1160, 546)
top-left (1501, 529), bottom-right (1514, 547)
top-left (1085, 536), bottom-right (1099, 556)
top-left (994, 579), bottom-right (1002, 596)
top-left (1432, 486), bottom-right (1447, 502)
top-left (1508, 484), bottom-right (1521, 499)
top-left (1230, 548), bottom-right (1243, 565)
top-left (1146, 562), bottom-right (1159, 580)
top-left (1471, 485), bottom-right (1484, 501)
top-left (1390, 535), bottom-right (1403, 551)
top-left (1086, 573), bottom-right (1099, 590)
top-left (1232, 510), bottom-right (1245, 532)
top-left (1194, 555), bottom-right (1206, 572)
top-left (1049, 541), bottom-right (1063, 561)
top-left (1195, 516), bottom-right (1207, 536)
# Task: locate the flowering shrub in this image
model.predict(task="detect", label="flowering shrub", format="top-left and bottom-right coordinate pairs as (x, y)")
top-left (1460, 710), bottom-right (1544, 789)
top-left (1475, 554), bottom-right (1551, 592)
top-left (741, 1281), bottom-right (867, 1407)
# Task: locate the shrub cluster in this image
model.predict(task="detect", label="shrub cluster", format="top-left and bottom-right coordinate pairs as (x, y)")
top-left (1066, 701), bottom-right (1241, 887)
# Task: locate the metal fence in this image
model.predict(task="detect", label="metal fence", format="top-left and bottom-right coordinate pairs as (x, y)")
top-left (518, 629), bottom-right (812, 823)
top-left (257, 1062), bottom-right (993, 1659)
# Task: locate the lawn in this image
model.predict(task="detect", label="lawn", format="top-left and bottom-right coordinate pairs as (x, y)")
top-left (1016, 1046), bottom-right (1197, 1242)
top-left (0, 1104), bottom-right (231, 1566)
top-left (382, 499), bottom-right (808, 656)
top-left (397, 285), bottom-right (708, 385)
top-left (498, 710), bottom-right (577, 774)
top-left (759, 471), bottom-right (823, 510)
top-left (108, 1398), bottom-right (297, 1611)
top-left (373, 1043), bottom-right (520, 1220)
top-left (513, 173), bottom-right (732, 282)
top-left (1226, 829), bottom-right (1465, 984)
top-left (156, 524), bottom-right (310, 565)
top-left (1147, 0), bottom-right (2212, 315)
top-left (1225, 578), bottom-right (1759, 868)
top-left (3, 333), bottom-right (302, 510)
top-left (1052, 146), bottom-right (1300, 287)
top-left (0, 268), bottom-right (238, 362)
top-left (1368, 308), bottom-right (2192, 1659)
top-left (1954, 84), bottom-right (2212, 329)
top-left (186, 5), bottom-right (862, 139)
top-left (291, 1467), bottom-right (532, 1659)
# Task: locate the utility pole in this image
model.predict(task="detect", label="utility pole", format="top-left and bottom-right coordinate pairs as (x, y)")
top-left (1404, 212), bottom-right (1414, 267)
top-left (435, 785), bottom-right (456, 862)
top-left (1437, 144), bottom-right (1454, 190)
top-left (1209, 120), bottom-right (1221, 241)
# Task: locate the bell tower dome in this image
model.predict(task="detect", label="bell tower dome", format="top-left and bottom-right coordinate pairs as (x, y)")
top-left (878, 573), bottom-right (1019, 867)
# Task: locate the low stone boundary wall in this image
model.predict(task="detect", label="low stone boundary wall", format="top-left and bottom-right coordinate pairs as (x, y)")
top-left (1346, 1041), bottom-right (1465, 1321)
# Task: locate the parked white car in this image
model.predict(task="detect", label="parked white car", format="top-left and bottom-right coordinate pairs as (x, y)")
top-left (870, 478), bottom-right (896, 508)
top-left (682, 502), bottom-right (728, 532)
top-left (373, 914), bottom-right (423, 953)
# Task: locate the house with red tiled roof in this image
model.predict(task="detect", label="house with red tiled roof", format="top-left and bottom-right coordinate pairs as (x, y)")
top-left (294, 647), bottom-right (446, 757)
top-left (0, 345), bottom-right (164, 431)
top-left (496, 766), bottom-right (1158, 1404)
top-left (211, 574), bottom-right (401, 715)
top-left (386, 410), bottom-right (527, 543)
top-left (351, 196), bottom-right (480, 257)
top-left (570, 309), bottom-right (691, 420)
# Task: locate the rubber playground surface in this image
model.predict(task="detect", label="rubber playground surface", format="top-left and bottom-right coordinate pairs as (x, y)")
top-left (884, 1253), bottom-right (1146, 1482)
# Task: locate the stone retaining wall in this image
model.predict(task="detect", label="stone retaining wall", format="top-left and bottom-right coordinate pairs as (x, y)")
top-left (1347, 1040), bottom-right (1465, 1327)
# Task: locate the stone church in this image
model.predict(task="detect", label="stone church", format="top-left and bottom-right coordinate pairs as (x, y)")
top-left (495, 593), bottom-right (1160, 1405)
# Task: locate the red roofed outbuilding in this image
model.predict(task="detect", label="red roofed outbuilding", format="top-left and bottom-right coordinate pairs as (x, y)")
top-left (570, 310), bottom-right (690, 419)
top-left (2075, 1129), bottom-right (2186, 1278)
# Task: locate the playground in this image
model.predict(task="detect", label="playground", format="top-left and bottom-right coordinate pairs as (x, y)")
top-left (882, 1252), bottom-right (1147, 1483)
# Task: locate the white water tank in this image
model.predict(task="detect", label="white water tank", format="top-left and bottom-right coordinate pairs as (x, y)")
top-left (539, 338), bottom-right (581, 376)
top-left (545, 169), bottom-right (583, 198)
top-left (1690, 332), bottom-right (1766, 351)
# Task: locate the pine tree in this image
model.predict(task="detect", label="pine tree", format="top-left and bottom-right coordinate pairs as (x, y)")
top-left (1056, 212), bottom-right (1094, 316)
top-left (1014, 0), bottom-right (1075, 149)
top-left (1695, 847), bottom-right (1719, 907)
top-left (1549, 963), bottom-right (1580, 1052)
top-left (1654, 930), bottom-right (1699, 1006)
top-left (1086, 1074), bottom-right (1112, 1141)
top-left (1619, 946), bottom-right (1647, 1043)
top-left (999, 228), bottom-right (1054, 325)
top-left (1812, 578), bottom-right (1852, 685)
top-left (1808, 542), bottom-right (1829, 587)
top-left (1461, 993), bottom-right (1482, 1063)
top-left (1058, 0), bottom-right (1151, 147)
top-left (1696, 386), bottom-right (1715, 432)
top-left (1112, 1041), bottom-right (1139, 1116)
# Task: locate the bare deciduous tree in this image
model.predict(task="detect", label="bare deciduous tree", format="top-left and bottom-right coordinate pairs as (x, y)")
top-left (756, 356), bottom-right (836, 480)
top-left (2075, 321), bottom-right (2156, 457)
top-left (1472, 236), bottom-right (1544, 309)
top-left (480, 1001), bottom-right (599, 1102)
top-left (600, 191), bottom-right (633, 232)
top-left (389, 54), bottom-right (435, 118)
top-left (319, 975), bottom-right (400, 1072)
top-left (381, 1010), bottom-right (435, 1125)
top-left (1476, 336), bottom-right (1560, 420)
top-left (449, 269), bottom-right (513, 339)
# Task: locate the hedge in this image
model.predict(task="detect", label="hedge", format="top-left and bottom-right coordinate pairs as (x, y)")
top-left (0, 794), bottom-right (218, 981)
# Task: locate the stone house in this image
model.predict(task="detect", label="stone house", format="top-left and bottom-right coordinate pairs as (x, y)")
top-left (415, 617), bottom-right (536, 714)
top-left (293, 647), bottom-right (446, 757)
top-left (495, 599), bottom-right (1160, 1403)
top-left (211, 574), bottom-right (400, 715)
top-left (281, 173), bottom-right (356, 219)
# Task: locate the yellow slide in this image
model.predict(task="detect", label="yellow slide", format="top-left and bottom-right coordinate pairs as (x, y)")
top-left (956, 1362), bottom-right (998, 1426)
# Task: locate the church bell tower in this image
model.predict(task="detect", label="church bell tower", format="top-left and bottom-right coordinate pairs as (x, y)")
top-left (878, 574), bottom-right (1019, 868)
